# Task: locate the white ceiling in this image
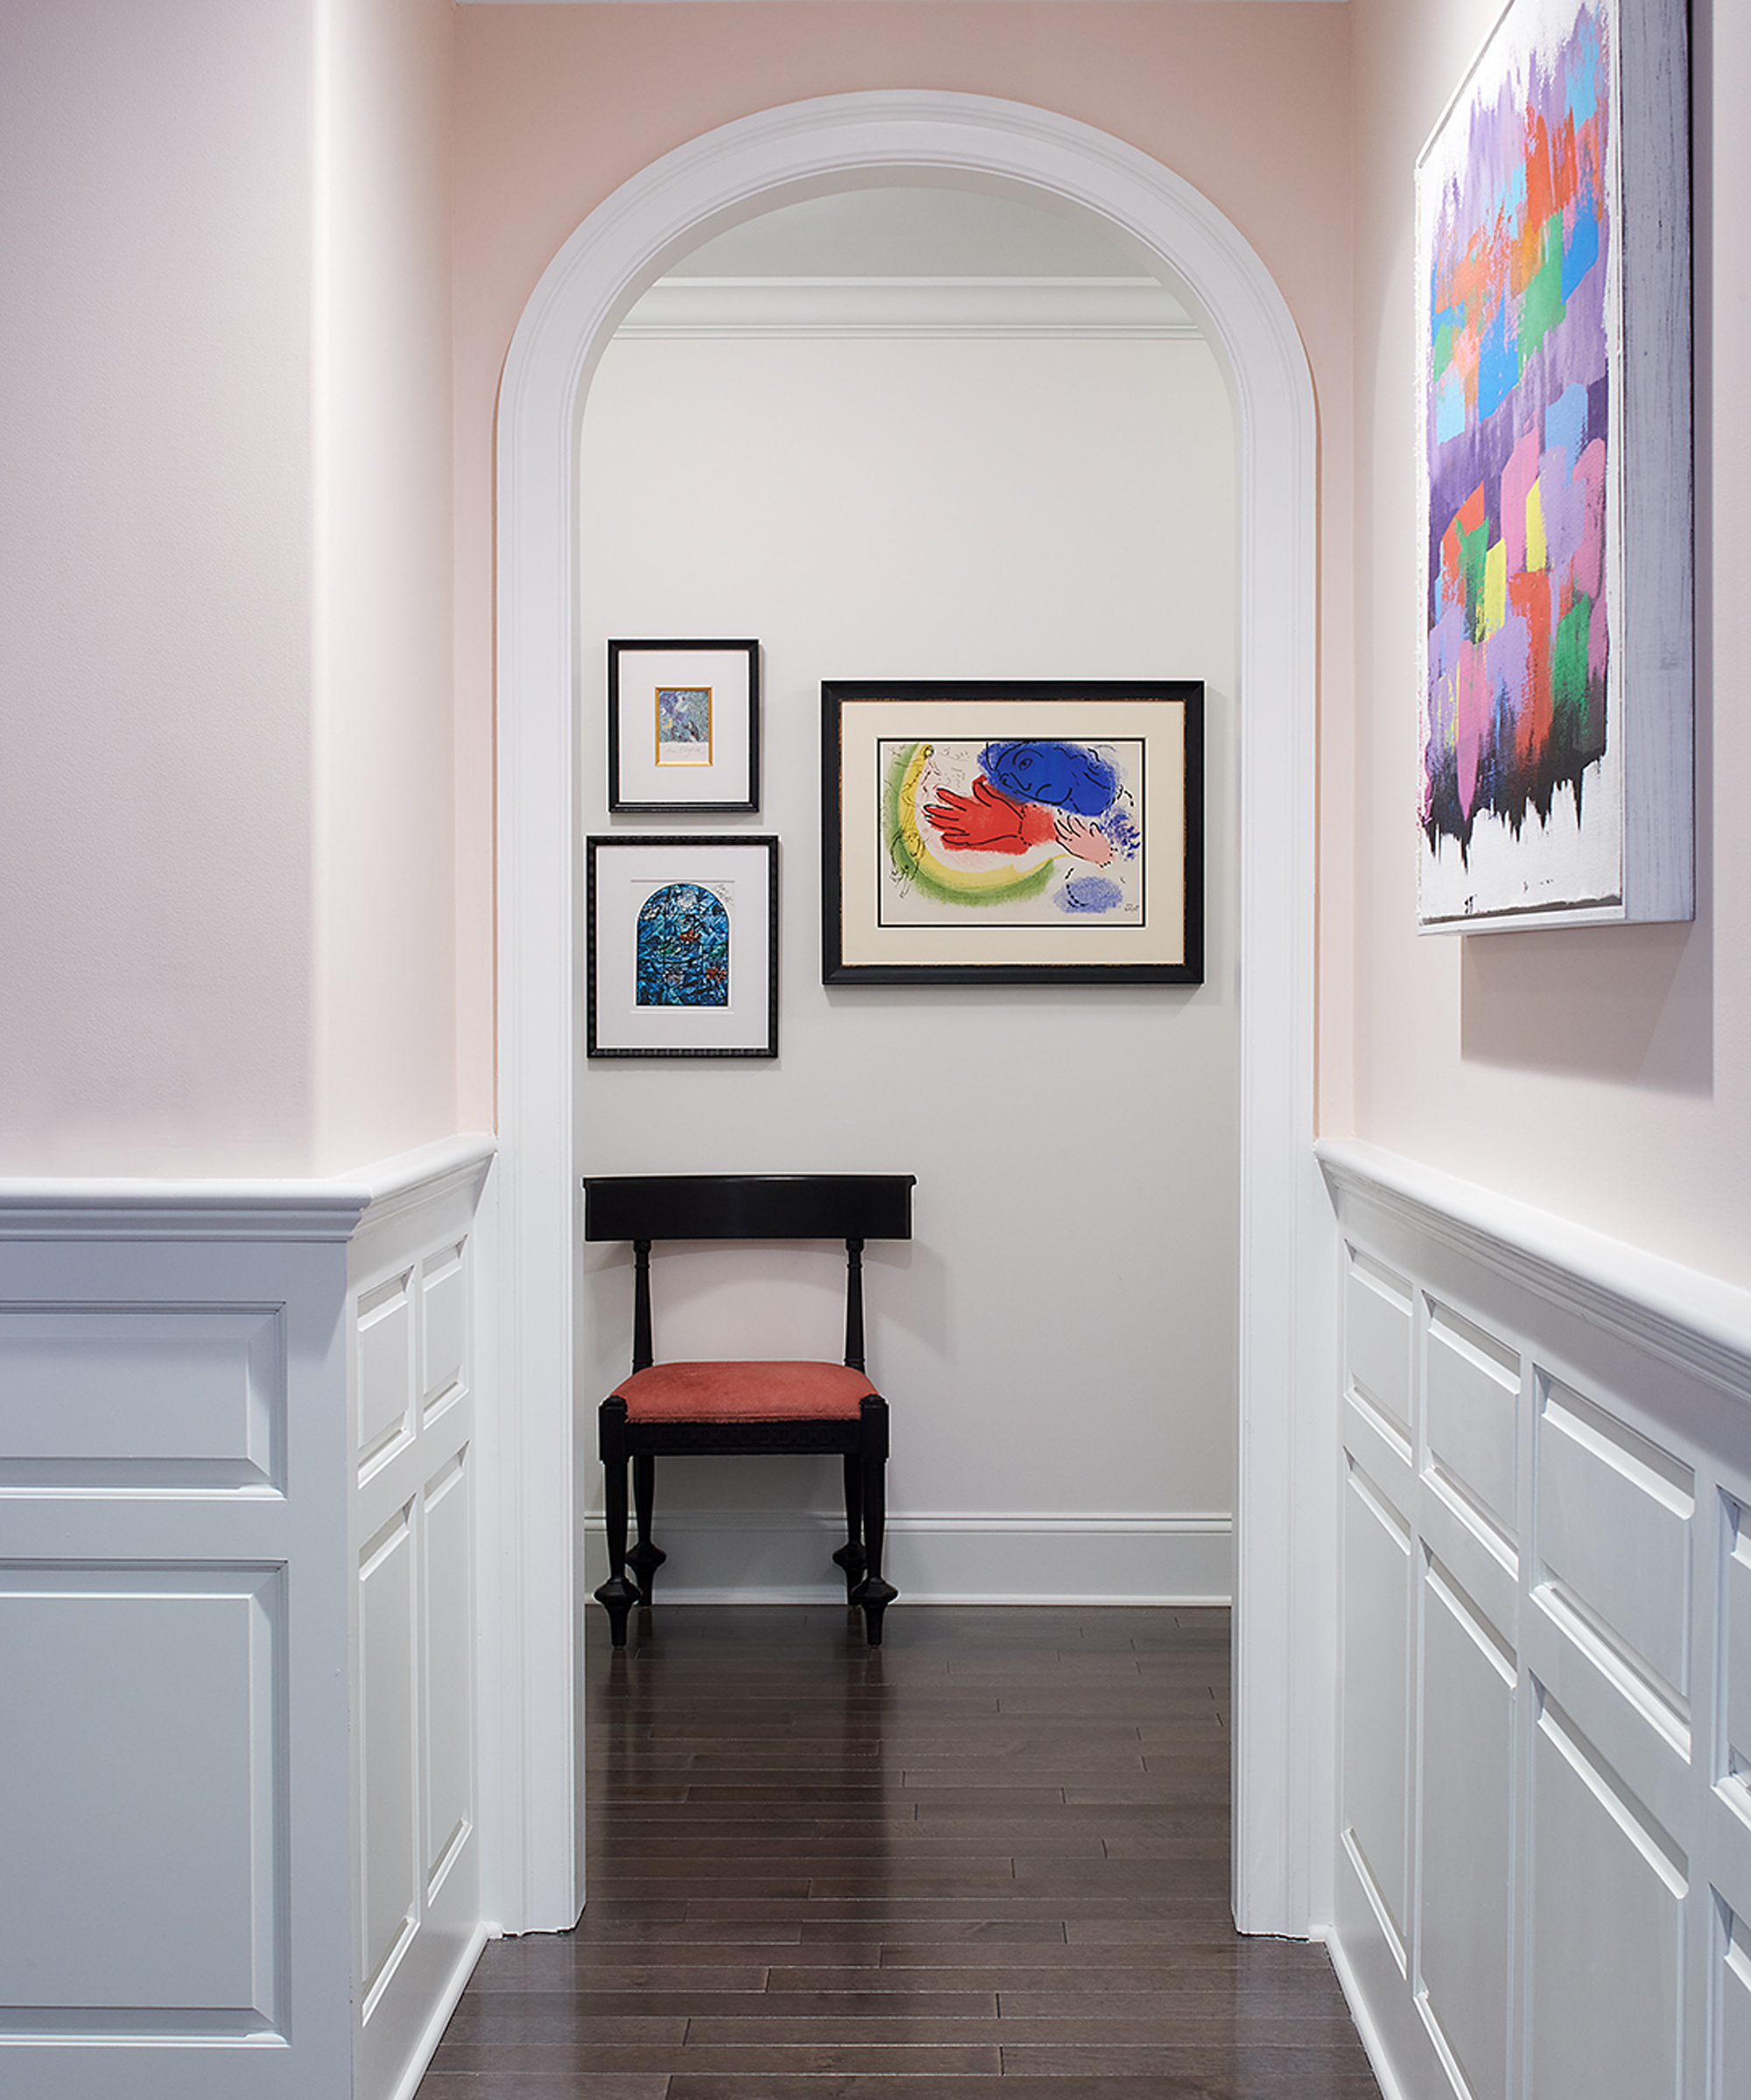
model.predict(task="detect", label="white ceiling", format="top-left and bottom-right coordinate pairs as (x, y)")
top-left (667, 186), bottom-right (1143, 279)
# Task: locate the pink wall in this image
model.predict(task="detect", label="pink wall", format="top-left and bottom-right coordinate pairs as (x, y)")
top-left (0, 0), bottom-right (461, 1177)
top-left (315, 0), bottom-right (460, 1173)
top-left (0, 0), bottom-right (319, 1176)
top-left (1347, 0), bottom-right (1750, 1285)
top-left (450, 0), bottom-right (1358, 1136)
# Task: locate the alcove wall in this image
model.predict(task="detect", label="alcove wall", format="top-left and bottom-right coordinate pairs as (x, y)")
top-left (575, 313), bottom-right (1239, 1599)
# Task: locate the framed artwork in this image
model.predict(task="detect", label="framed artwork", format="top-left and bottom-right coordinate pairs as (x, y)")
top-left (608, 639), bottom-right (760, 812)
top-left (587, 835), bottom-right (778, 1057)
top-left (1416, 0), bottom-right (1691, 931)
top-left (822, 681), bottom-right (1203, 986)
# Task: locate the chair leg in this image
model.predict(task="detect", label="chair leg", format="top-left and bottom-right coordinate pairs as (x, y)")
top-left (831, 1453), bottom-right (866, 1602)
top-left (593, 1401), bottom-right (638, 1647)
top-left (849, 1399), bottom-right (897, 1647)
top-left (627, 1453), bottom-right (666, 1605)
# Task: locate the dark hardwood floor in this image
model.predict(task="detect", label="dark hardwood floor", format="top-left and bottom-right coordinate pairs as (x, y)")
top-left (416, 1602), bottom-right (1381, 2098)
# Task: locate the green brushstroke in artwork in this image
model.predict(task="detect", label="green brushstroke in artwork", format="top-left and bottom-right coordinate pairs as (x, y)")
top-left (1551, 590), bottom-right (1594, 735)
top-left (1459, 513), bottom-right (1492, 639)
top-left (1517, 217), bottom-right (1567, 368)
top-left (883, 741), bottom-right (1056, 909)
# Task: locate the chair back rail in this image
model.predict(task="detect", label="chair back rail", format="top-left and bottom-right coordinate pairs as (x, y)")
top-left (585, 1174), bottom-right (914, 1374)
top-left (582, 1173), bottom-right (914, 1245)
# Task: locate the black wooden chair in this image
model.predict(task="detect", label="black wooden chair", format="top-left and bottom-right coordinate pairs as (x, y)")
top-left (582, 1173), bottom-right (916, 1647)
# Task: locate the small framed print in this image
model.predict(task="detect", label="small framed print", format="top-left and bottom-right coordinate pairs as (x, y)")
top-left (587, 834), bottom-right (778, 1058)
top-left (608, 639), bottom-right (760, 812)
top-left (822, 680), bottom-right (1203, 985)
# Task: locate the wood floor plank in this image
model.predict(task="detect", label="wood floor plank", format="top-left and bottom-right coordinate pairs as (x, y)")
top-left (415, 1605), bottom-right (1377, 2099)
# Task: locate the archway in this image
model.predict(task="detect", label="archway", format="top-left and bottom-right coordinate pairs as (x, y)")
top-left (491, 89), bottom-right (1331, 1942)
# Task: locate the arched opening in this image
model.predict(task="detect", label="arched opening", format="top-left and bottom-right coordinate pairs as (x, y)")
top-left (491, 90), bottom-right (1330, 1942)
top-left (575, 181), bottom-right (1239, 1638)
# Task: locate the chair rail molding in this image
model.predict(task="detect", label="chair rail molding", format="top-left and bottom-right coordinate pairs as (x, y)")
top-left (1319, 1139), bottom-right (1751, 1402)
top-left (496, 88), bottom-right (1327, 1937)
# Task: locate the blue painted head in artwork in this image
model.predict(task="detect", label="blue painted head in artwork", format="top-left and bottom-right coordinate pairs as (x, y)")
top-left (978, 741), bottom-right (1118, 816)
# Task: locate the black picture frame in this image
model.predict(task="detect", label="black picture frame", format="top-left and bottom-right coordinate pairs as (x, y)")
top-left (607, 639), bottom-right (760, 813)
top-left (587, 834), bottom-right (779, 1058)
top-left (822, 680), bottom-right (1204, 986)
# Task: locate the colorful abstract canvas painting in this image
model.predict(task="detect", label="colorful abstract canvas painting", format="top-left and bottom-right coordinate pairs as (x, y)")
top-left (1416, 0), bottom-right (1692, 930)
top-left (823, 684), bottom-right (1202, 985)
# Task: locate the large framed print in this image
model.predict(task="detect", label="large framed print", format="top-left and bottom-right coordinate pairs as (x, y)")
top-left (608, 639), bottom-right (760, 813)
top-left (822, 681), bottom-right (1203, 986)
top-left (587, 835), bottom-right (778, 1057)
top-left (1416, 0), bottom-right (1691, 931)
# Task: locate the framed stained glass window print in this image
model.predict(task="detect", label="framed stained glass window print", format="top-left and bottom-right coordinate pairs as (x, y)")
top-left (608, 639), bottom-right (760, 812)
top-left (1415, 0), bottom-right (1691, 931)
top-left (821, 682), bottom-right (1203, 985)
top-left (587, 835), bottom-right (778, 1057)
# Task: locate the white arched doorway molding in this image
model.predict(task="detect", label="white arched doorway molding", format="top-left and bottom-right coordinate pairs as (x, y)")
top-left (491, 90), bottom-right (1334, 1942)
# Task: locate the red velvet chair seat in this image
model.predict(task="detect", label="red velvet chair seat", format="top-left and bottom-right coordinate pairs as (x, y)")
top-left (614, 1360), bottom-right (876, 1422)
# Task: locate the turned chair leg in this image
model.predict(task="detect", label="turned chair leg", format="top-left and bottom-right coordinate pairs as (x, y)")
top-left (593, 1400), bottom-right (639, 1647)
top-left (831, 1453), bottom-right (866, 1602)
top-left (849, 1398), bottom-right (897, 1647)
top-left (626, 1452), bottom-right (666, 1605)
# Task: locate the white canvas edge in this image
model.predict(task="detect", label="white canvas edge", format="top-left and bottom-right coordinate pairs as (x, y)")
top-left (1614, 0), bottom-right (1693, 924)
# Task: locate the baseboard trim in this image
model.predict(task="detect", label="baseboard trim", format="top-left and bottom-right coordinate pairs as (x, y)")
top-left (581, 1509), bottom-right (1232, 1605)
top-left (1324, 1928), bottom-right (1412, 2100)
top-left (385, 1921), bottom-right (492, 2100)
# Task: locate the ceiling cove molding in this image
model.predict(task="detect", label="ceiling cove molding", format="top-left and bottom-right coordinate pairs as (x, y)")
top-left (496, 88), bottom-right (1326, 1943)
top-left (620, 275), bottom-right (1199, 339)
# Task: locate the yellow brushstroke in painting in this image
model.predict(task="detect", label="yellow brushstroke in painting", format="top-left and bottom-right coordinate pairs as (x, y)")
top-left (896, 742), bottom-right (1049, 895)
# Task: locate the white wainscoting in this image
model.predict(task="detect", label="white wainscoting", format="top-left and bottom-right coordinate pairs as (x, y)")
top-left (580, 1508), bottom-right (1232, 1606)
top-left (0, 1137), bottom-right (493, 2100)
top-left (1319, 1139), bottom-right (1751, 2100)
top-left (347, 1144), bottom-right (494, 2100)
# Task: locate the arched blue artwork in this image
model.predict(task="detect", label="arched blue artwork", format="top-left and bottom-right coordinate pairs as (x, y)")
top-left (636, 882), bottom-right (729, 1007)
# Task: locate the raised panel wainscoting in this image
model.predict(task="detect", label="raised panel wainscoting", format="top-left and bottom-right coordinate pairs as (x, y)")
top-left (0, 1136), bottom-right (494, 2100)
top-left (1319, 1140), bottom-right (1751, 2100)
